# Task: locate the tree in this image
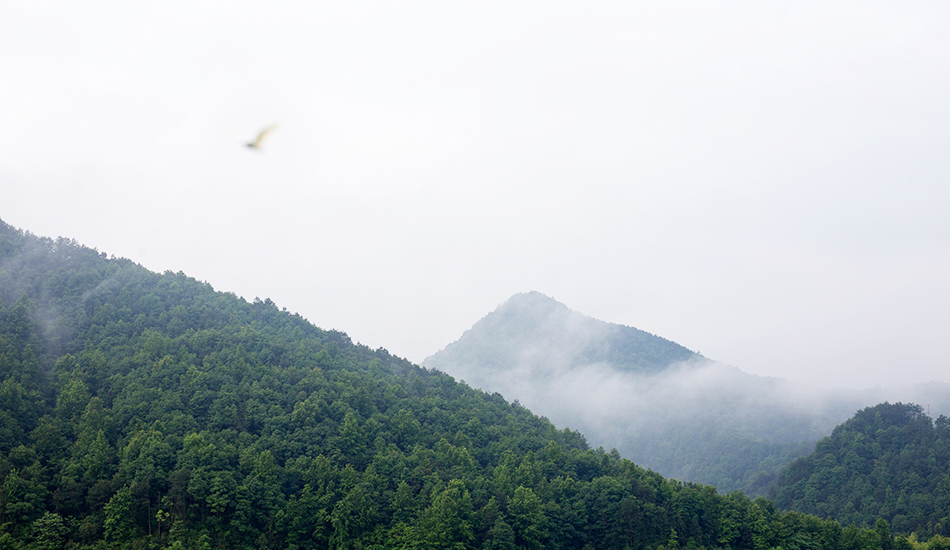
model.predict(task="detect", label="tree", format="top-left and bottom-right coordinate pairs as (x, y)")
top-left (104, 487), bottom-right (136, 542)
top-left (31, 512), bottom-right (67, 550)
top-left (509, 486), bottom-right (547, 550)
top-left (481, 517), bottom-right (515, 550)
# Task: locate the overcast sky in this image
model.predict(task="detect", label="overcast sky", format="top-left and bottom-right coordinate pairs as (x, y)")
top-left (2, 1), bottom-right (949, 390)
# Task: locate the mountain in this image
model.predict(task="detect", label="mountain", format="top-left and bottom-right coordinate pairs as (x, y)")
top-left (424, 291), bottom-right (700, 381)
top-left (0, 219), bottom-right (940, 550)
top-left (424, 293), bottom-right (950, 497)
top-left (772, 402), bottom-right (950, 537)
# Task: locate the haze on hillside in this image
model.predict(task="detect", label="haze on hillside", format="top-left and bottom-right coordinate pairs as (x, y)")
top-left (425, 293), bottom-right (950, 494)
top-left (2, 221), bottom-right (926, 550)
top-left (3, 3), bottom-right (950, 391)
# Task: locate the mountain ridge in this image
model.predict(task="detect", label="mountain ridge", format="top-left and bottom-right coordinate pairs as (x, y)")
top-left (3, 219), bottom-right (950, 548)
top-left (425, 291), bottom-right (701, 382)
top-left (424, 291), bottom-right (950, 496)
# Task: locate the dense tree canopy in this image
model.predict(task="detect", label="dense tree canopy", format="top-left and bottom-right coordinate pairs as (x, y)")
top-left (772, 402), bottom-right (950, 538)
top-left (0, 219), bottom-right (946, 549)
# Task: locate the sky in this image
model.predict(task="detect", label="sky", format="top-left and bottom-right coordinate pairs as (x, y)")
top-left (2, 1), bottom-right (949, 390)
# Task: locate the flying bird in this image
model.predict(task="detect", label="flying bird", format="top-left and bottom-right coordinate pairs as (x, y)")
top-left (246, 124), bottom-right (278, 150)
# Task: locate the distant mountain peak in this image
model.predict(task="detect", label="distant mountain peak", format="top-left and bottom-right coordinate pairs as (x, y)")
top-left (498, 291), bottom-right (567, 311)
top-left (424, 291), bottom-right (699, 380)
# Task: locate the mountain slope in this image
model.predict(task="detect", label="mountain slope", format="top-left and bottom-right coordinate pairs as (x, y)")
top-left (0, 219), bottom-right (934, 550)
top-left (424, 293), bottom-right (864, 495)
top-left (772, 402), bottom-right (950, 536)
top-left (424, 291), bottom-right (700, 380)
top-left (0, 222), bottom-right (583, 547)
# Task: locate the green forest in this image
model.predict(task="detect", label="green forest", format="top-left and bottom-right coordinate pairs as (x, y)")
top-left (1, 219), bottom-right (948, 550)
top-left (772, 402), bottom-right (950, 537)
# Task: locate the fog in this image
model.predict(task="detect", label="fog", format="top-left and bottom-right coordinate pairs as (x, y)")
top-left (425, 292), bottom-right (950, 492)
top-left (442, 355), bottom-right (950, 446)
top-left (436, 351), bottom-right (950, 493)
top-left (3, 2), bottom-right (950, 390)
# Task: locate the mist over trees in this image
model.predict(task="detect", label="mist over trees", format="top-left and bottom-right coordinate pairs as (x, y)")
top-left (424, 293), bottom-right (950, 496)
top-left (1, 219), bottom-right (948, 550)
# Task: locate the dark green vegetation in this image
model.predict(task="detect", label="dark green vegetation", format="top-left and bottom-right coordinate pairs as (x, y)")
top-left (0, 220), bottom-right (946, 550)
top-left (773, 402), bottom-right (950, 538)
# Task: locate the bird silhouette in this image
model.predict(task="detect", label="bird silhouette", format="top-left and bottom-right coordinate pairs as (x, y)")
top-left (246, 124), bottom-right (278, 150)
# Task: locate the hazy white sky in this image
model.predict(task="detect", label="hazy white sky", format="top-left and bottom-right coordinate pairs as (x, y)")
top-left (2, 1), bottom-right (949, 389)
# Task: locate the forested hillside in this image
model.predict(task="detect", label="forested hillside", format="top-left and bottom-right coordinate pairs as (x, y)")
top-left (772, 402), bottom-right (950, 538)
top-left (0, 219), bottom-right (944, 550)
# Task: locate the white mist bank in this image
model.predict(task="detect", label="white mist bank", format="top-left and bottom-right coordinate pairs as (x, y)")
top-left (423, 292), bottom-right (950, 492)
top-left (442, 356), bottom-right (950, 446)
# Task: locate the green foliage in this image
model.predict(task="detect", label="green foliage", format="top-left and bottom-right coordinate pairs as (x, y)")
top-left (0, 219), bottom-right (940, 549)
top-left (104, 487), bottom-right (135, 542)
top-left (31, 512), bottom-right (66, 550)
top-left (773, 402), bottom-right (950, 537)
